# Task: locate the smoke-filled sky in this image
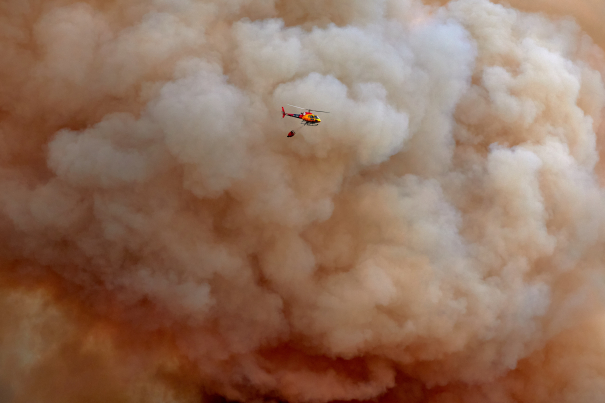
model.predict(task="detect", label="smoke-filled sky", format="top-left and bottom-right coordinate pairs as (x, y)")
top-left (2, 0), bottom-right (605, 402)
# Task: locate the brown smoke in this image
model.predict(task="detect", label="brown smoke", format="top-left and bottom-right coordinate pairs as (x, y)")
top-left (2, 0), bottom-right (605, 402)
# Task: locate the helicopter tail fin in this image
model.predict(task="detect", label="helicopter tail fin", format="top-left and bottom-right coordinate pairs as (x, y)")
top-left (282, 107), bottom-right (285, 118)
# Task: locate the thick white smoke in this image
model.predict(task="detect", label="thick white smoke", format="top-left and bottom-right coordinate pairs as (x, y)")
top-left (2, 0), bottom-right (605, 402)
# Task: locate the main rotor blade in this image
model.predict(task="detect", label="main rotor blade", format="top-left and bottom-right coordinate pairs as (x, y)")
top-left (287, 104), bottom-right (330, 113)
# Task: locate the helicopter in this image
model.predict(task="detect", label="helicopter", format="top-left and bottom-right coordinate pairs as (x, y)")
top-left (282, 105), bottom-right (329, 137)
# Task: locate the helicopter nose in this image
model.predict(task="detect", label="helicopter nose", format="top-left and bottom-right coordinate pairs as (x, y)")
top-left (317, 117), bottom-right (321, 122)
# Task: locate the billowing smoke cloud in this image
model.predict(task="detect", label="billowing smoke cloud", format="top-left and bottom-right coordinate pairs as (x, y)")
top-left (2, 0), bottom-right (605, 402)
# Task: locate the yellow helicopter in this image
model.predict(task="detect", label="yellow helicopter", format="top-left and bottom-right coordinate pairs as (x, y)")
top-left (282, 104), bottom-right (329, 137)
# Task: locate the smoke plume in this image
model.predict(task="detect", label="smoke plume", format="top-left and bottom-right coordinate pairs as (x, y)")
top-left (2, 0), bottom-right (605, 402)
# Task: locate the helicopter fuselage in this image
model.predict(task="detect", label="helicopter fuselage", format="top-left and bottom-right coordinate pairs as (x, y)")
top-left (282, 106), bottom-right (327, 126)
top-left (285, 111), bottom-right (321, 125)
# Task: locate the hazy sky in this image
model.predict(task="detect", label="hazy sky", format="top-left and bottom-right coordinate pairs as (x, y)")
top-left (1, 1), bottom-right (605, 402)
